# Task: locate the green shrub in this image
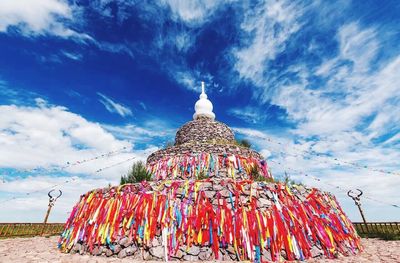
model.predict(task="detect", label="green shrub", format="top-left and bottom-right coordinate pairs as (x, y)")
top-left (277, 172), bottom-right (303, 186)
top-left (120, 161), bottom-right (152, 184)
top-left (197, 170), bottom-right (208, 180)
top-left (236, 138), bottom-right (252, 148)
top-left (250, 165), bottom-right (275, 182)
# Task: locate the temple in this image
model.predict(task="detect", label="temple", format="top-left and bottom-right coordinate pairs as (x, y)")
top-left (58, 83), bottom-right (361, 261)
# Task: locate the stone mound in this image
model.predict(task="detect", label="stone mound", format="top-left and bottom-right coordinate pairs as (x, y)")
top-left (59, 93), bottom-right (362, 261)
top-left (58, 179), bottom-right (362, 261)
top-left (175, 116), bottom-right (235, 145)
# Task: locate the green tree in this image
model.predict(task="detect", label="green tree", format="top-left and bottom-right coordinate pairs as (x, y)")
top-left (120, 161), bottom-right (152, 184)
top-left (250, 165), bottom-right (275, 182)
top-left (277, 172), bottom-right (303, 186)
top-left (236, 138), bottom-right (252, 148)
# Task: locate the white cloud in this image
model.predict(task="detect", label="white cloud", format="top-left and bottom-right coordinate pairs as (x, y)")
top-left (97, 92), bottom-right (133, 117)
top-left (173, 70), bottom-right (216, 92)
top-left (0, 99), bottom-right (134, 171)
top-left (271, 24), bottom-right (400, 138)
top-left (139, 102), bottom-right (147, 110)
top-left (233, 127), bottom-right (400, 221)
top-left (102, 123), bottom-right (174, 143)
top-left (61, 51), bottom-right (82, 61)
top-left (228, 106), bottom-right (267, 124)
top-left (338, 22), bottom-right (379, 73)
top-left (233, 0), bottom-right (304, 86)
top-left (159, 0), bottom-right (229, 26)
top-left (0, 175), bottom-right (112, 222)
top-left (0, 98), bottom-right (160, 222)
top-left (0, 0), bottom-right (90, 40)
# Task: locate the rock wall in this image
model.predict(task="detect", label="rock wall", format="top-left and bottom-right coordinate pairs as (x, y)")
top-left (147, 143), bottom-right (262, 164)
top-left (175, 117), bottom-right (235, 145)
top-left (59, 179), bottom-right (361, 261)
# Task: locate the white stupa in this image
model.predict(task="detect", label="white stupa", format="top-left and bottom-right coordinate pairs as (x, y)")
top-left (193, 81), bottom-right (215, 120)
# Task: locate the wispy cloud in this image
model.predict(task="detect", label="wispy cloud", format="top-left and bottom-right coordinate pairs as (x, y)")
top-left (159, 0), bottom-right (229, 26)
top-left (61, 51), bottom-right (82, 61)
top-left (0, 99), bottom-right (132, 170)
top-left (233, 0), bottom-right (305, 87)
top-left (97, 93), bottom-right (133, 117)
top-left (228, 106), bottom-right (267, 124)
top-left (229, 14), bottom-right (400, 220)
top-left (232, 127), bottom-right (400, 221)
top-left (0, 0), bottom-right (91, 41)
top-left (0, 97), bottom-right (157, 222)
top-left (102, 123), bottom-right (174, 144)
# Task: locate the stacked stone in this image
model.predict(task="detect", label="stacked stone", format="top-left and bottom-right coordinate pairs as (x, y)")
top-left (147, 143), bottom-right (262, 164)
top-left (59, 116), bottom-right (362, 261)
top-left (147, 117), bottom-right (269, 181)
top-left (148, 116), bottom-right (261, 164)
top-left (175, 116), bottom-right (235, 145)
top-left (60, 180), bottom-right (361, 261)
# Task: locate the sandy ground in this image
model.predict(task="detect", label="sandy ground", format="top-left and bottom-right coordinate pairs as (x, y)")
top-left (0, 236), bottom-right (398, 263)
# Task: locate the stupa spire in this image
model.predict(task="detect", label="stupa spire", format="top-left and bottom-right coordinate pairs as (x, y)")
top-left (193, 81), bottom-right (215, 120)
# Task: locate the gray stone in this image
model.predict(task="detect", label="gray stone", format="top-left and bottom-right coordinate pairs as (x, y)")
top-left (219, 249), bottom-right (231, 261)
top-left (172, 249), bottom-right (184, 259)
top-left (205, 190), bottom-right (215, 199)
top-left (198, 249), bottom-right (212, 260)
top-left (311, 245), bottom-right (324, 258)
top-left (265, 190), bottom-right (274, 199)
top-left (201, 182), bottom-right (213, 189)
top-left (183, 254), bottom-right (195, 261)
top-left (143, 250), bottom-right (153, 260)
top-left (213, 184), bottom-right (224, 191)
top-left (113, 244), bottom-right (122, 254)
top-left (226, 245), bottom-right (236, 255)
top-left (151, 238), bottom-right (160, 247)
top-left (78, 244), bottom-right (84, 255)
top-left (220, 189), bottom-right (231, 198)
top-left (229, 252), bottom-right (238, 260)
top-left (105, 248), bottom-right (114, 257)
top-left (118, 248), bottom-right (127, 258)
top-left (262, 250), bottom-right (272, 261)
top-left (72, 243), bottom-right (80, 253)
top-left (258, 197), bottom-right (272, 207)
top-left (150, 246), bottom-right (164, 259)
top-left (240, 195), bottom-right (249, 204)
top-left (91, 246), bottom-right (102, 256)
top-left (279, 250), bottom-right (286, 259)
top-left (125, 245), bottom-right (137, 256)
top-left (187, 245), bottom-right (200, 256)
top-left (118, 237), bottom-right (131, 247)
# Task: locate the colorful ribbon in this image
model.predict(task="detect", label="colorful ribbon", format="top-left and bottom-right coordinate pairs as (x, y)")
top-left (147, 153), bottom-right (272, 180)
top-left (58, 180), bottom-right (361, 261)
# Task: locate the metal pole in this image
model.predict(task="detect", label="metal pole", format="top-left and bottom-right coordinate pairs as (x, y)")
top-left (43, 204), bottom-right (53, 224)
top-left (347, 189), bottom-right (368, 231)
top-left (356, 203), bottom-right (367, 224)
top-left (43, 189), bottom-right (62, 224)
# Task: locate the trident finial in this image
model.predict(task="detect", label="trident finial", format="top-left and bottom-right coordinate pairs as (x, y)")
top-left (201, 81), bottom-right (205, 94)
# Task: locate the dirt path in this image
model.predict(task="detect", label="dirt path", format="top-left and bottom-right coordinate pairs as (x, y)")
top-left (0, 236), bottom-right (398, 262)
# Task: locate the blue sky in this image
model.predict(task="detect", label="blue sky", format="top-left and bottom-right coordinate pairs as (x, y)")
top-left (0, 0), bottom-right (399, 222)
